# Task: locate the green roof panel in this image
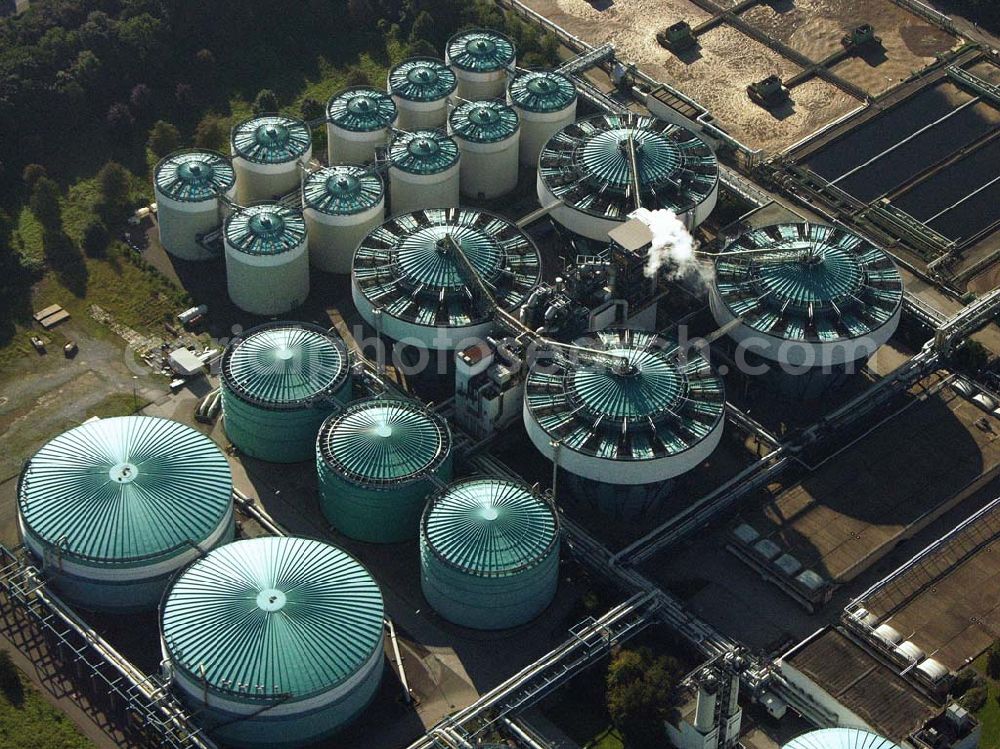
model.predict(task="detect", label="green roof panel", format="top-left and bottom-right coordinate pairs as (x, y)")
top-left (446, 30), bottom-right (516, 73)
top-left (389, 130), bottom-right (460, 175)
top-left (161, 536), bottom-right (383, 700)
top-left (449, 100), bottom-right (519, 143)
top-left (508, 70), bottom-right (577, 113)
top-left (388, 57), bottom-right (457, 102)
top-left (327, 87), bottom-right (397, 132)
top-left (154, 149), bottom-right (235, 202)
top-left (303, 166), bottom-right (383, 215)
top-left (224, 204), bottom-right (306, 256)
top-left (232, 115), bottom-right (311, 164)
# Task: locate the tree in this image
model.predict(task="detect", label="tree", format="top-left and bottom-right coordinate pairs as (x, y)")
top-left (194, 114), bottom-right (228, 151)
top-left (345, 66), bottom-right (371, 88)
top-left (252, 89), bottom-right (279, 115)
top-left (175, 82), bottom-right (196, 109)
top-left (147, 120), bottom-right (181, 157)
top-left (29, 177), bottom-right (62, 230)
top-left (988, 642), bottom-right (1000, 680)
top-left (0, 651), bottom-right (23, 706)
top-left (81, 220), bottom-right (110, 258)
top-left (97, 161), bottom-right (130, 213)
top-left (606, 647), bottom-right (680, 748)
top-left (106, 102), bottom-right (135, 140)
top-left (409, 10), bottom-right (438, 47)
top-left (130, 83), bottom-right (153, 117)
top-left (301, 98), bottom-right (324, 122)
top-left (348, 0), bottom-right (378, 26)
top-left (22, 164), bottom-right (47, 189)
top-left (408, 39), bottom-right (438, 57)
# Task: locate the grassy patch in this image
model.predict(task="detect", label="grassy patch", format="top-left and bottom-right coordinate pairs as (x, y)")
top-left (0, 653), bottom-right (94, 749)
top-left (12, 207), bottom-right (45, 274)
top-left (971, 654), bottom-right (1000, 748)
top-left (86, 392), bottom-right (148, 419)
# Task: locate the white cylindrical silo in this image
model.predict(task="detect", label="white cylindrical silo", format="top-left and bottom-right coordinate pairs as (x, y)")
top-left (445, 29), bottom-right (516, 101)
top-left (231, 115), bottom-right (312, 203)
top-left (507, 70), bottom-right (578, 167)
top-left (326, 87), bottom-right (397, 165)
top-left (387, 130), bottom-right (460, 216)
top-left (387, 57), bottom-right (457, 130)
top-left (153, 149), bottom-right (236, 261)
top-left (302, 166), bottom-right (384, 274)
top-left (224, 203), bottom-right (309, 316)
top-left (448, 100), bottom-right (520, 200)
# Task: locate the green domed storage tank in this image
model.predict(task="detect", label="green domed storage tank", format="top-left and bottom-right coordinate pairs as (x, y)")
top-left (18, 416), bottom-right (233, 612)
top-left (317, 397), bottom-right (452, 543)
top-left (160, 536), bottom-right (384, 749)
top-left (420, 477), bottom-right (559, 630)
top-left (221, 322), bottom-right (351, 463)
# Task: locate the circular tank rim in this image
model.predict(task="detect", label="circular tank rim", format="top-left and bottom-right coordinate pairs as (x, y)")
top-left (508, 70), bottom-right (578, 113)
top-left (388, 57), bottom-right (458, 102)
top-left (445, 28), bottom-right (517, 73)
top-left (154, 148), bottom-right (236, 203)
top-left (326, 86), bottom-right (398, 133)
top-left (231, 114), bottom-right (312, 164)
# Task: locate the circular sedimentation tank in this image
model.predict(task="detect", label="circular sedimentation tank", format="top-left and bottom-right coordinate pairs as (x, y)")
top-left (507, 70), bottom-right (578, 167)
top-left (524, 329), bottom-right (725, 488)
top-left (448, 99), bottom-right (520, 199)
top-left (160, 536), bottom-right (384, 749)
top-left (387, 57), bottom-right (457, 130)
top-left (230, 115), bottom-right (312, 203)
top-left (352, 207), bottom-right (542, 350)
top-left (18, 416), bottom-right (233, 612)
top-left (783, 729), bottom-right (902, 749)
top-left (445, 29), bottom-right (517, 101)
top-left (317, 397), bottom-right (453, 543)
top-left (420, 477), bottom-right (559, 630)
top-left (537, 113), bottom-right (718, 241)
top-left (221, 322), bottom-right (351, 463)
top-left (710, 222), bottom-right (903, 397)
top-left (302, 166), bottom-right (385, 274)
top-left (387, 129), bottom-right (461, 216)
top-left (153, 149), bottom-right (236, 261)
top-left (224, 203), bottom-right (309, 315)
top-left (326, 87), bottom-right (398, 165)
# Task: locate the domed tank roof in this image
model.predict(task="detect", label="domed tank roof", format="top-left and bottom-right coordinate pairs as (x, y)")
top-left (539, 113), bottom-right (718, 220)
top-left (231, 115), bottom-right (311, 164)
top-left (161, 536), bottom-right (383, 701)
top-left (221, 322), bottom-right (350, 410)
top-left (303, 166), bottom-right (383, 216)
top-left (327, 87), bottom-right (397, 132)
top-left (713, 222), bottom-right (904, 345)
top-left (388, 57), bottom-right (457, 102)
top-left (525, 329), bottom-right (725, 463)
top-left (353, 207), bottom-right (541, 332)
top-left (389, 130), bottom-right (460, 175)
top-left (154, 149), bottom-right (235, 202)
top-left (783, 729), bottom-right (902, 749)
top-left (18, 416), bottom-right (232, 564)
top-left (422, 478), bottom-right (558, 577)
top-left (508, 70), bottom-right (578, 113)
top-left (224, 204), bottom-right (307, 256)
top-left (446, 29), bottom-right (516, 73)
top-left (318, 397), bottom-right (451, 486)
top-left (449, 100), bottom-right (520, 143)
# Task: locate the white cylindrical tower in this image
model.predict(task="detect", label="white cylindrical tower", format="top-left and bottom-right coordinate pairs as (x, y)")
top-left (448, 100), bottom-right (520, 200)
top-left (326, 87), bottom-right (397, 165)
top-left (224, 203), bottom-right (309, 316)
top-left (230, 115), bottom-right (312, 203)
top-left (507, 70), bottom-right (578, 167)
top-left (445, 29), bottom-right (516, 101)
top-left (302, 165), bottom-right (384, 274)
top-left (153, 149), bottom-right (236, 261)
top-left (387, 130), bottom-right (460, 216)
top-left (387, 57), bottom-right (457, 130)
top-left (694, 671), bottom-right (719, 732)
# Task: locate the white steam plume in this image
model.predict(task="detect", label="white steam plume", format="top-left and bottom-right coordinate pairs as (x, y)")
top-left (630, 207), bottom-right (713, 287)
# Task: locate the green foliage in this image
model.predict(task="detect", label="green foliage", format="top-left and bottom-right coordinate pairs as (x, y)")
top-left (963, 685), bottom-right (988, 712)
top-left (0, 651), bottom-right (23, 706)
top-left (951, 668), bottom-right (981, 698)
top-left (147, 120), bottom-right (181, 158)
top-left (345, 66), bottom-right (371, 87)
top-left (953, 338), bottom-right (991, 373)
top-left (96, 161), bottom-right (130, 214)
top-left (194, 114), bottom-right (229, 151)
top-left (29, 177), bottom-right (62, 230)
top-left (21, 164), bottom-right (47, 189)
top-left (606, 647), bottom-right (680, 748)
top-left (80, 220), bottom-right (110, 258)
top-left (300, 97), bottom-right (324, 122)
top-left (988, 643), bottom-right (1000, 680)
top-left (0, 650), bottom-right (93, 749)
top-left (252, 88), bottom-right (279, 115)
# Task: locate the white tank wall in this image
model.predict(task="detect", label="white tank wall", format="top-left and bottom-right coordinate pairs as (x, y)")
top-left (154, 186), bottom-right (235, 261)
top-left (451, 69), bottom-right (508, 102)
top-left (454, 135), bottom-right (519, 199)
top-left (514, 104), bottom-right (577, 168)
top-left (392, 97), bottom-right (449, 130)
top-left (232, 149), bottom-right (312, 204)
top-left (225, 239), bottom-right (310, 316)
top-left (389, 163), bottom-right (460, 216)
top-left (327, 125), bottom-right (389, 166)
top-left (305, 201), bottom-right (384, 274)
top-left (522, 397), bottom-right (725, 484)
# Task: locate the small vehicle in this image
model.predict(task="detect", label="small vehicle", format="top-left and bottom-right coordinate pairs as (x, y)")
top-left (30, 335), bottom-right (46, 354)
top-left (63, 340), bottom-right (78, 357)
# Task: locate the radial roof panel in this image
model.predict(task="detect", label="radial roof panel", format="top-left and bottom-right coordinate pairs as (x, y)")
top-left (449, 100), bottom-right (519, 143)
top-left (446, 29), bottom-right (516, 73)
top-left (422, 478), bottom-right (558, 577)
top-left (353, 207), bottom-right (542, 331)
top-left (224, 204), bottom-right (306, 256)
top-left (221, 322), bottom-right (350, 409)
top-left (389, 130), bottom-right (460, 175)
top-left (783, 729), bottom-right (902, 749)
top-left (154, 149), bottom-right (235, 202)
top-left (303, 166), bottom-right (383, 216)
top-left (318, 397), bottom-right (451, 487)
top-left (538, 113), bottom-right (718, 221)
top-left (508, 70), bottom-right (577, 113)
top-left (231, 115), bottom-right (311, 164)
top-left (161, 537), bottom-right (383, 700)
top-left (388, 57), bottom-right (457, 102)
top-left (327, 87), bottom-right (397, 132)
top-left (713, 222), bottom-right (904, 343)
top-left (525, 329), bottom-right (725, 462)
top-left (19, 416), bottom-right (232, 563)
